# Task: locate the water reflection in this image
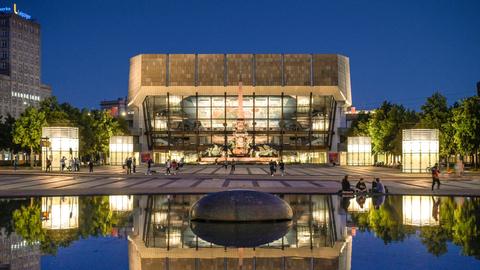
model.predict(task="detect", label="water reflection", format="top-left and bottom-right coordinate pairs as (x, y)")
top-left (0, 194), bottom-right (479, 269)
top-left (348, 196), bottom-right (480, 259)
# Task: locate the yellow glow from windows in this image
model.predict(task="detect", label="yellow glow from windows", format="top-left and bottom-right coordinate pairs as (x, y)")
top-left (402, 129), bottom-right (439, 173)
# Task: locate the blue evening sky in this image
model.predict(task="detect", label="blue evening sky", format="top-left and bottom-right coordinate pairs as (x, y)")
top-left (8, 0), bottom-right (480, 110)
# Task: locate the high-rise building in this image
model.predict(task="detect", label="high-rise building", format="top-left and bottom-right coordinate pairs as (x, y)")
top-left (0, 4), bottom-right (51, 119)
top-left (128, 54), bottom-right (352, 164)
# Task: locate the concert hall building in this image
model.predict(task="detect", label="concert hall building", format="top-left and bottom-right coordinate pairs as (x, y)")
top-left (127, 54), bottom-right (352, 164)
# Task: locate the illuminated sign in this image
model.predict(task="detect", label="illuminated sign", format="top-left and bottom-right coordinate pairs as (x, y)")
top-left (0, 3), bottom-right (32, 20)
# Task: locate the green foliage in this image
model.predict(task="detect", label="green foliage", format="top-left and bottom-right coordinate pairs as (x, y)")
top-left (79, 196), bottom-right (113, 238)
top-left (419, 226), bottom-right (449, 256)
top-left (419, 93), bottom-right (456, 158)
top-left (0, 199), bottom-right (29, 235)
top-left (12, 201), bottom-right (45, 244)
top-left (350, 196), bottom-right (480, 259)
top-left (0, 114), bottom-right (18, 151)
top-left (12, 107), bottom-right (47, 166)
top-left (39, 97), bottom-right (126, 159)
top-left (419, 92), bottom-right (449, 129)
top-left (368, 102), bottom-right (418, 155)
top-left (348, 112), bottom-right (370, 136)
top-left (452, 198), bottom-right (480, 258)
top-left (452, 97), bottom-right (480, 156)
top-left (368, 196), bottom-right (414, 243)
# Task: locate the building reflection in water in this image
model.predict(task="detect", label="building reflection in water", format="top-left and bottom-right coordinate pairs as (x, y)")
top-left (128, 194), bottom-right (352, 270)
top-left (41, 196), bottom-right (79, 230)
top-left (109, 195), bottom-right (134, 212)
top-left (402, 196), bottom-right (439, 226)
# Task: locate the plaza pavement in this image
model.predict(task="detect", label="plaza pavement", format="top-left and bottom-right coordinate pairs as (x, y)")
top-left (0, 164), bottom-right (479, 197)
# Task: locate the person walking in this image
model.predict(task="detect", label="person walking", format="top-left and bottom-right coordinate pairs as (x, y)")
top-left (279, 160), bottom-right (285, 176)
top-left (165, 159), bottom-right (171, 175)
top-left (230, 159), bottom-right (236, 174)
top-left (132, 157), bottom-right (136, 173)
top-left (224, 159), bottom-right (228, 171)
top-left (126, 158), bottom-right (132, 174)
top-left (60, 157), bottom-right (66, 172)
top-left (431, 163), bottom-right (441, 190)
top-left (13, 155), bottom-right (18, 171)
top-left (46, 158), bottom-right (52, 172)
top-left (171, 160), bottom-right (177, 175)
top-left (88, 160), bottom-right (94, 173)
top-left (146, 158), bottom-right (153, 175)
top-left (269, 160), bottom-right (275, 176)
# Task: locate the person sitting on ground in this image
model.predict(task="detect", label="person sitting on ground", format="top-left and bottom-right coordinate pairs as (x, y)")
top-left (341, 175), bottom-right (352, 192)
top-left (371, 177), bottom-right (378, 192)
top-left (355, 178), bottom-right (367, 193)
top-left (375, 178), bottom-right (385, 193)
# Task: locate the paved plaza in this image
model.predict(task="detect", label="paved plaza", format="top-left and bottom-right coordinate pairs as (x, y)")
top-left (0, 165), bottom-right (479, 197)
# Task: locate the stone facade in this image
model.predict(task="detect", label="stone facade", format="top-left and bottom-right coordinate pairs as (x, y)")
top-left (0, 12), bottom-right (51, 119)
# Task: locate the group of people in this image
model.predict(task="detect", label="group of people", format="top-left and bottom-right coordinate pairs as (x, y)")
top-left (123, 157), bottom-right (137, 174)
top-left (165, 158), bottom-right (184, 175)
top-left (341, 175), bottom-right (386, 194)
top-left (60, 156), bottom-right (81, 172)
top-left (268, 160), bottom-right (285, 176)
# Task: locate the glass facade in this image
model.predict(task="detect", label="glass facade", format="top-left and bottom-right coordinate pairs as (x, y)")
top-left (130, 54), bottom-right (352, 164)
top-left (41, 127), bottom-right (79, 171)
top-left (402, 129), bottom-right (439, 173)
top-left (143, 94), bottom-right (335, 163)
top-left (347, 136), bottom-right (372, 166)
top-left (143, 194), bottom-right (335, 249)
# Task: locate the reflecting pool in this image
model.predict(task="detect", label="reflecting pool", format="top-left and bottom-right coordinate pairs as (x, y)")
top-left (0, 194), bottom-right (478, 269)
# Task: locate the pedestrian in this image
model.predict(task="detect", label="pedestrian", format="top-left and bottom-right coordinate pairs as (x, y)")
top-left (179, 157), bottom-right (184, 168)
top-left (279, 160), bottom-right (285, 176)
top-left (126, 158), bottom-right (132, 174)
top-left (224, 159), bottom-right (228, 170)
top-left (147, 158), bottom-right (153, 175)
top-left (132, 157), bottom-right (136, 173)
top-left (75, 157), bottom-right (80, 171)
top-left (431, 163), bottom-right (441, 190)
top-left (269, 160), bottom-right (275, 176)
top-left (46, 158), bottom-right (52, 172)
top-left (60, 156), bottom-right (66, 172)
top-left (171, 160), bottom-right (178, 175)
top-left (13, 155), bottom-right (18, 171)
top-left (88, 160), bottom-right (94, 173)
top-left (165, 159), bottom-right (171, 175)
top-left (230, 159), bottom-right (235, 174)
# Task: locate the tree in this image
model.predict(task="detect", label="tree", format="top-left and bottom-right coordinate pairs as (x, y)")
top-left (452, 198), bottom-right (480, 258)
top-left (12, 200), bottom-right (45, 244)
top-left (452, 97), bottom-right (480, 168)
top-left (12, 107), bottom-right (46, 167)
top-left (419, 92), bottom-right (449, 130)
top-left (348, 112), bottom-right (370, 136)
top-left (418, 93), bottom-right (457, 168)
top-left (90, 110), bottom-right (122, 162)
top-left (419, 226), bottom-right (449, 256)
top-left (0, 114), bottom-right (18, 152)
top-left (368, 196), bottom-right (414, 244)
top-left (368, 102), bottom-right (418, 159)
top-left (79, 196), bottom-right (113, 238)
